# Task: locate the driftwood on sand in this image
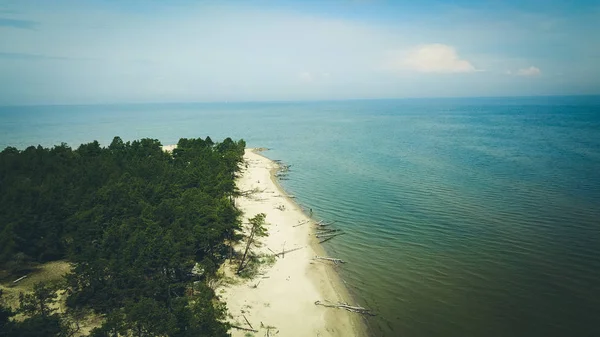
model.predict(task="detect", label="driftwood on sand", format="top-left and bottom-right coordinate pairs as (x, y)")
top-left (273, 246), bottom-right (304, 257)
top-left (293, 220), bottom-right (310, 227)
top-left (230, 325), bottom-right (258, 333)
top-left (240, 188), bottom-right (264, 197)
top-left (243, 314), bottom-right (254, 330)
top-left (314, 300), bottom-right (375, 316)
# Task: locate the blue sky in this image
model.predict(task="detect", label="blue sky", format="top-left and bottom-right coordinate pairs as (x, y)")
top-left (0, 0), bottom-right (599, 104)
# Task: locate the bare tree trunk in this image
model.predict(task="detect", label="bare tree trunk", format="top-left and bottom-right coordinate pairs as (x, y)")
top-left (237, 229), bottom-right (255, 273)
top-left (236, 213), bottom-right (267, 274)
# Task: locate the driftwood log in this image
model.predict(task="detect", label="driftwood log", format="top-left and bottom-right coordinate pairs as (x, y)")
top-left (240, 188), bottom-right (264, 197)
top-left (314, 300), bottom-right (375, 316)
top-left (293, 220), bottom-right (310, 227)
top-left (13, 275), bottom-right (28, 284)
top-left (315, 229), bottom-right (341, 235)
top-left (273, 246), bottom-right (304, 257)
top-left (316, 232), bottom-right (346, 239)
top-left (315, 220), bottom-right (337, 227)
top-left (315, 232), bottom-right (337, 238)
top-left (313, 256), bottom-right (345, 264)
top-left (319, 233), bottom-right (345, 243)
top-left (230, 325), bottom-right (258, 333)
top-left (243, 314), bottom-right (254, 330)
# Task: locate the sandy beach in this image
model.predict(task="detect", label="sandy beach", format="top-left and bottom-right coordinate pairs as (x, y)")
top-left (217, 148), bottom-right (368, 337)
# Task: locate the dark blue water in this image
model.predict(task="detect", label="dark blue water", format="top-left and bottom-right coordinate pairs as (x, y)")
top-left (2, 96), bottom-right (599, 337)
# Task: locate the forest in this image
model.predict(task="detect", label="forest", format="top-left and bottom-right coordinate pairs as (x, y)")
top-left (0, 136), bottom-right (246, 336)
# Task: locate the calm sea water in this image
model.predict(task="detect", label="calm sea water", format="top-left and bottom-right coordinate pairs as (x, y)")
top-left (1, 97), bottom-right (599, 337)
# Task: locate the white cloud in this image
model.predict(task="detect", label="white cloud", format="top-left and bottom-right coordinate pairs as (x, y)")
top-left (385, 44), bottom-right (476, 73)
top-left (516, 66), bottom-right (541, 76)
top-left (1, 1), bottom-right (594, 104)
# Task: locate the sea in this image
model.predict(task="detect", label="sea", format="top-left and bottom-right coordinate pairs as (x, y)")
top-left (1, 96), bottom-right (599, 337)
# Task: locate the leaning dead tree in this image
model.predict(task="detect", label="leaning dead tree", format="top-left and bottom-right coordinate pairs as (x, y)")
top-left (314, 300), bottom-right (375, 316)
top-left (237, 213), bottom-right (268, 274)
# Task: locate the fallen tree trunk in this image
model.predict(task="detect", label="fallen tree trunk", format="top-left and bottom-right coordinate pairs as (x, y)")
top-left (230, 325), bottom-right (258, 333)
top-left (314, 300), bottom-right (375, 316)
top-left (13, 275), bottom-right (28, 284)
top-left (243, 314), bottom-right (254, 330)
top-left (240, 188), bottom-right (264, 197)
top-left (319, 233), bottom-right (345, 243)
top-left (316, 232), bottom-right (345, 238)
top-left (293, 220), bottom-right (310, 227)
top-left (315, 229), bottom-right (341, 234)
top-left (315, 220), bottom-right (337, 227)
top-left (313, 256), bottom-right (346, 264)
top-left (274, 246), bottom-right (304, 257)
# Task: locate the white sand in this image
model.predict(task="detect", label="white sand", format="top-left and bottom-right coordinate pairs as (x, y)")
top-left (218, 149), bottom-right (367, 337)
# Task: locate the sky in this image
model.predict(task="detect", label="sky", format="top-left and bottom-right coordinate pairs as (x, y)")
top-left (0, 0), bottom-right (599, 104)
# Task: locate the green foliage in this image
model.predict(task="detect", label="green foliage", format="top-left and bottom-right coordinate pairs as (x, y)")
top-left (18, 282), bottom-right (58, 317)
top-left (9, 315), bottom-right (65, 337)
top-left (238, 253), bottom-right (276, 279)
top-left (0, 136), bottom-right (246, 336)
top-left (0, 290), bottom-right (13, 331)
top-left (249, 213), bottom-right (268, 238)
top-left (1, 287), bottom-right (67, 337)
top-left (237, 213), bottom-right (268, 274)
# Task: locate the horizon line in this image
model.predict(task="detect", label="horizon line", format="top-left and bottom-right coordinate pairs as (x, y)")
top-left (1, 94), bottom-right (599, 108)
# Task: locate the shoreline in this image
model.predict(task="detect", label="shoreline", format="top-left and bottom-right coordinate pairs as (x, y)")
top-left (218, 148), bottom-right (369, 337)
top-left (257, 148), bottom-right (370, 335)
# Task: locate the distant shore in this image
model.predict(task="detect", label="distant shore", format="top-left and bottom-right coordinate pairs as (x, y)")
top-left (218, 148), bottom-right (368, 337)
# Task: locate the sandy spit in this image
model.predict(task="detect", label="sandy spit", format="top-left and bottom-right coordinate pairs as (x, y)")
top-left (217, 148), bottom-right (368, 337)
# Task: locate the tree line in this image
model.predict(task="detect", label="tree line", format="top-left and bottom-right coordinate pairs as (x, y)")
top-left (0, 136), bottom-right (246, 336)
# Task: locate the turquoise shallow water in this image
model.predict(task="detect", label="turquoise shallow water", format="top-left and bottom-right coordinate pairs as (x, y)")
top-left (1, 97), bottom-right (600, 337)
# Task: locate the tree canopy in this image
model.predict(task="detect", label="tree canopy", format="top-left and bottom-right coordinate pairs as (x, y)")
top-left (0, 136), bottom-right (246, 336)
